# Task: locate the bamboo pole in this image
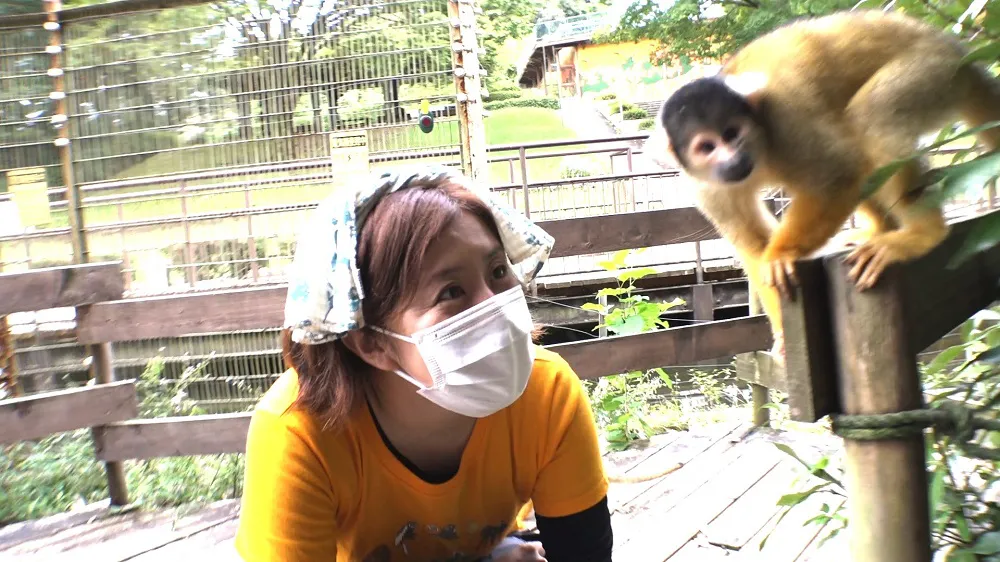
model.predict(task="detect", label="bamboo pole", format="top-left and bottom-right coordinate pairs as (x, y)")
top-left (44, 0), bottom-right (129, 507)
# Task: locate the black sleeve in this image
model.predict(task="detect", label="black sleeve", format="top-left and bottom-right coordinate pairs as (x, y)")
top-left (532, 495), bottom-right (613, 562)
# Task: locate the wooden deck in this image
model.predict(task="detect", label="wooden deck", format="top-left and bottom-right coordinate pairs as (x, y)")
top-left (0, 421), bottom-right (847, 562)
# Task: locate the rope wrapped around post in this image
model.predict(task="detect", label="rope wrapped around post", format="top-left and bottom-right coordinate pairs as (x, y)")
top-left (830, 401), bottom-right (1000, 460)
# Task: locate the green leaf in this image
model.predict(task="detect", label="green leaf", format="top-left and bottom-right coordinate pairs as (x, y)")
top-left (596, 287), bottom-right (628, 298)
top-left (948, 209), bottom-right (1000, 269)
top-left (596, 260), bottom-right (619, 271)
top-left (929, 463), bottom-right (947, 510)
top-left (925, 152), bottom-right (1000, 206)
top-left (608, 314), bottom-right (646, 336)
top-left (962, 42), bottom-right (1000, 64)
top-left (861, 122), bottom-right (1000, 200)
top-left (924, 345), bottom-right (967, 376)
top-left (654, 367), bottom-right (674, 389)
top-left (777, 484), bottom-right (829, 506)
top-left (618, 266), bottom-right (658, 283)
top-left (773, 443), bottom-right (812, 470)
top-left (861, 159), bottom-right (913, 200)
top-left (973, 345), bottom-right (1000, 366)
top-left (581, 302), bottom-right (608, 313)
top-left (971, 532), bottom-right (1000, 555)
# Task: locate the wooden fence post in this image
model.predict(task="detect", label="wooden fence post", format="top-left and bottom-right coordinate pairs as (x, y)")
top-left (44, 0), bottom-right (129, 506)
top-left (825, 258), bottom-right (932, 562)
top-left (746, 286), bottom-right (770, 427)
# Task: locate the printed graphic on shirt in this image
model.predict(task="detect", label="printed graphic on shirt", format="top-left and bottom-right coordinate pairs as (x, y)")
top-left (359, 519), bottom-right (510, 562)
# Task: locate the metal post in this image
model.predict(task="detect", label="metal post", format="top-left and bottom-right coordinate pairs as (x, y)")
top-left (44, 0), bottom-right (129, 506)
top-left (519, 146), bottom-right (530, 217)
top-left (180, 181), bottom-right (197, 287)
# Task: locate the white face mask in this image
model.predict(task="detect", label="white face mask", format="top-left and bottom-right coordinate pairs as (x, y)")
top-left (370, 285), bottom-right (536, 418)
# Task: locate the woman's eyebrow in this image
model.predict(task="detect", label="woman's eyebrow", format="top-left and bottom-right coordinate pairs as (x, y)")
top-left (427, 245), bottom-right (505, 283)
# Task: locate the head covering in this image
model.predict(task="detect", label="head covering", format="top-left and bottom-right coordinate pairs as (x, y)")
top-left (283, 164), bottom-right (555, 345)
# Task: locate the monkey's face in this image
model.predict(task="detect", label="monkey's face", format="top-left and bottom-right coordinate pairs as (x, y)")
top-left (660, 76), bottom-right (765, 186)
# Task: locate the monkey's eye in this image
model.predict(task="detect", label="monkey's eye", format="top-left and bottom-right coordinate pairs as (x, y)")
top-left (696, 141), bottom-right (715, 154)
top-left (722, 126), bottom-right (740, 143)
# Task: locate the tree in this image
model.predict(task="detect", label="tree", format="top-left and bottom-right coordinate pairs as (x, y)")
top-left (600, 0), bottom-right (855, 65)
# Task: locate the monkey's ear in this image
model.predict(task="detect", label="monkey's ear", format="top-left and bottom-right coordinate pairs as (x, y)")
top-left (645, 125), bottom-right (679, 169)
top-left (723, 71), bottom-right (768, 107)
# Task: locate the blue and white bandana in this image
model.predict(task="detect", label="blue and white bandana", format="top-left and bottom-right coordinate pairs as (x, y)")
top-left (283, 164), bottom-right (555, 345)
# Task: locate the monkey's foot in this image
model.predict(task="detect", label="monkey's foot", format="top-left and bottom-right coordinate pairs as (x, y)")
top-left (843, 234), bottom-right (903, 290)
top-left (759, 254), bottom-right (800, 300)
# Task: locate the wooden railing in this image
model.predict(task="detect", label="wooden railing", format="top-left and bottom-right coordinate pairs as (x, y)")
top-left (0, 207), bottom-right (774, 506)
top-left (5, 203), bottom-right (999, 562)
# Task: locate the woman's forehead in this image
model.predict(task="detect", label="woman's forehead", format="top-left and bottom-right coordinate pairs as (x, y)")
top-left (422, 212), bottom-right (504, 272)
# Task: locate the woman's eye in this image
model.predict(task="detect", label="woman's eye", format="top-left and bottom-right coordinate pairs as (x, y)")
top-left (492, 264), bottom-right (509, 279)
top-left (437, 285), bottom-right (464, 302)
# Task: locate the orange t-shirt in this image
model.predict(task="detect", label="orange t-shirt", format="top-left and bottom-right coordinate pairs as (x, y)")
top-left (234, 346), bottom-right (609, 562)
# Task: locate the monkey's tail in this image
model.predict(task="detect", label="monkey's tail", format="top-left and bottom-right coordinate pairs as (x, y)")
top-left (606, 462), bottom-right (684, 484)
top-left (957, 64), bottom-right (1000, 151)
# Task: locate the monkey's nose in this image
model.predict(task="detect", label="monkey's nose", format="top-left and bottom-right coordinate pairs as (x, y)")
top-left (718, 153), bottom-right (754, 183)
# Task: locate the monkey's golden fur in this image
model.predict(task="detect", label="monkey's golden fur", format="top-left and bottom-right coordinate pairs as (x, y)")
top-left (669, 10), bottom-right (1000, 358)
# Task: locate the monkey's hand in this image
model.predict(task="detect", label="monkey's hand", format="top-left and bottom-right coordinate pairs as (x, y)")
top-left (758, 251), bottom-right (800, 300)
top-left (770, 331), bottom-right (786, 365)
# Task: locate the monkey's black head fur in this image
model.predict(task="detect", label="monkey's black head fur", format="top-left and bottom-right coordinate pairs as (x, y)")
top-left (659, 76), bottom-right (760, 168)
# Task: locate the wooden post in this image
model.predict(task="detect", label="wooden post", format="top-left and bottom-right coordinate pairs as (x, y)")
top-left (449, 0), bottom-right (487, 183)
top-left (825, 258), bottom-right (931, 562)
top-left (541, 45), bottom-right (549, 97)
top-left (747, 286), bottom-right (770, 427)
top-left (44, 0), bottom-right (129, 506)
top-left (0, 316), bottom-right (20, 397)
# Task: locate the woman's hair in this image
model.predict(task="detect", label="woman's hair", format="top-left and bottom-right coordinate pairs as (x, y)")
top-left (280, 177), bottom-right (542, 429)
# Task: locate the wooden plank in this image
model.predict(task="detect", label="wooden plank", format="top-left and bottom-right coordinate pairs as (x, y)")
top-left (0, 261), bottom-right (124, 315)
top-left (611, 423), bottom-right (754, 550)
top-left (896, 209), bottom-right (1000, 352)
top-left (537, 207), bottom-right (719, 259)
top-left (607, 420), bottom-right (744, 513)
top-left (93, 413), bottom-right (253, 461)
top-left (735, 351), bottom-right (787, 392)
top-left (0, 381), bottom-right (137, 444)
top-left (780, 256), bottom-right (840, 422)
top-left (552, 315), bottom-right (773, 380)
top-left (612, 438), bottom-right (785, 561)
top-left (743, 495), bottom-right (846, 561)
top-left (76, 285), bottom-right (286, 343)
top-left (702, 461), bottom-right (797, 550)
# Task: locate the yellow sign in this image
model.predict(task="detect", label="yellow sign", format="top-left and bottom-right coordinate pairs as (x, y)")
top-left (6, 167), bottom-right (51, 227)
top-left (329, 131), bottom-right (370, 177)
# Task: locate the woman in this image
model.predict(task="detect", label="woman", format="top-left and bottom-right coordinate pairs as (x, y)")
top-left (235, 165), bottom-right (613, 562)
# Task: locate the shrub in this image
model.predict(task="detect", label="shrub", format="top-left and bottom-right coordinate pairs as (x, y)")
top-left (0, 356), bottom-right (248, 525)
top-left (609, 101), bottom-right (639, 114)
top-left (595, 92), bottom-right (618, 101)
top-left (638, 119), bottom-right (656, 130)
top-left (486, 89), bottom-right (523, 102)
top-left (484, 97), bottom-right (560, 111)
top-left (623, 107), bottom-right (649, 120)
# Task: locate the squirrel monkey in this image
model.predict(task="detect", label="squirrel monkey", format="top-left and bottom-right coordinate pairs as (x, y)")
top-left (657, 10), bottom-right (1000, 359)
